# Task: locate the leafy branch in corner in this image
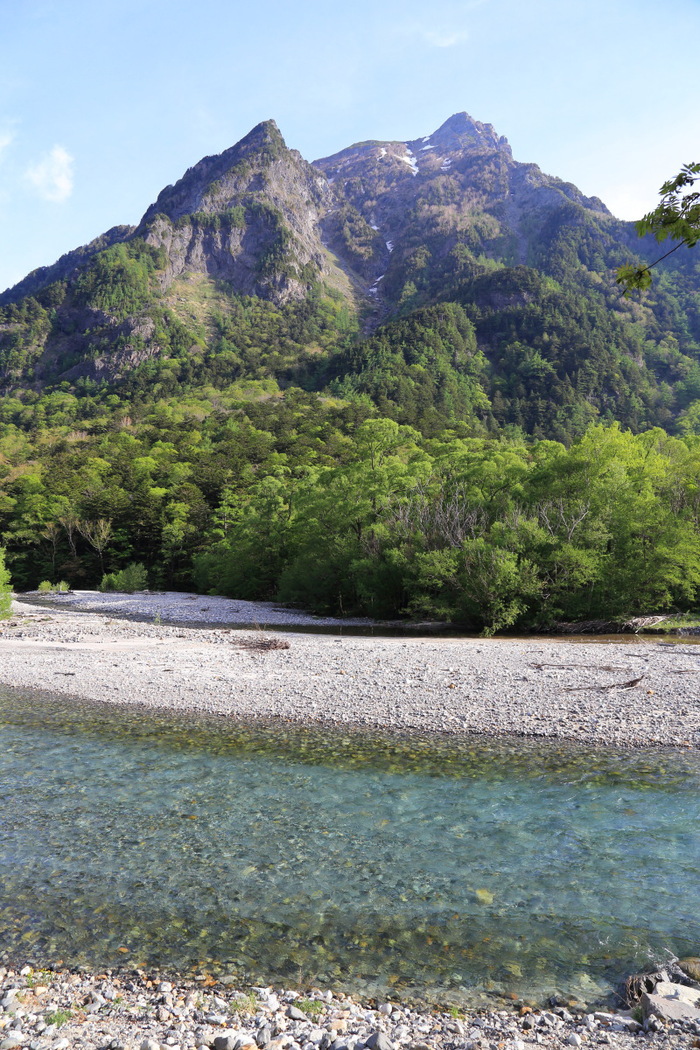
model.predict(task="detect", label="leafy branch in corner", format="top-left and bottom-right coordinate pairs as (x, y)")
top-left (617, 161), bottom-right (700, 295)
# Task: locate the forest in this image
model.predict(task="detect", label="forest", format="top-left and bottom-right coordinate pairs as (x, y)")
top-left (1, 363), bottom-right (699, 632)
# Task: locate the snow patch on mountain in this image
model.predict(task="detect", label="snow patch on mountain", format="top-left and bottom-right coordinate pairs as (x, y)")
top-left (401, 150), bottom-right (419, 175)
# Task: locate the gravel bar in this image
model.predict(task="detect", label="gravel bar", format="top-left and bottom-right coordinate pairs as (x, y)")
top-left (1, 591), bottom-right (699, 750)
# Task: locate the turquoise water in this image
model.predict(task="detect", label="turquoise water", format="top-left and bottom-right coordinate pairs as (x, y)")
top-left (1, 686), bottom-right (699, 1007)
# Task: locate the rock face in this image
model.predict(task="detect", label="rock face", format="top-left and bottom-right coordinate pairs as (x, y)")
top-left (140, 120), bottom-right (344, 305)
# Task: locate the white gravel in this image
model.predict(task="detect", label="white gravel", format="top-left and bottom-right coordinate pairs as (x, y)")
top-left (22, 589), bottom-right (375, 626)
top-left (2, 591), bottom-right (699, 749)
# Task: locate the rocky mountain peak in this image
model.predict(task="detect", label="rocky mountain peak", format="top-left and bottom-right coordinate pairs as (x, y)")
top-left (140, 119), bottom-right (293, 226)
top-left (411, 111), bottom-right (511, 155)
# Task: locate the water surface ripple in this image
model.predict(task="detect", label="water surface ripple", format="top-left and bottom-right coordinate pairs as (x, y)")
top-left (1, 687), bottom-right (698, 1007)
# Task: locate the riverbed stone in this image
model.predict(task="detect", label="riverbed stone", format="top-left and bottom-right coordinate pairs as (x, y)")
top-left (0, 1035), bottom-right (25, 1050)
top-left (215, 1031), bottom-right (245, 1050)
top-left (365, 1033), bottom-right (393, 1050)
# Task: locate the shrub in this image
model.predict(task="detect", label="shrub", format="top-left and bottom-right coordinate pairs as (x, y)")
top-left (37, 580), bottom-right (71, 593)
top-left (99, 562), bottom-right (148, 593)
top-left (0, 549), bottom-right (10, 619)
top-left (38, 580), bottom-right (53, 592)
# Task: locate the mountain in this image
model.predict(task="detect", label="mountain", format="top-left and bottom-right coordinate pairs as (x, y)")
top-left (1, 112), bottom-right (699, 439)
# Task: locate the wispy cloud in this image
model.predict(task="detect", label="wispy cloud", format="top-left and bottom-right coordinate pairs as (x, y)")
top-left (419, 27), bottom-right (470, 47)
top-left (25, 144), bottom-right (74, 202)
top-left (0, 129), bottom-right (15, 161)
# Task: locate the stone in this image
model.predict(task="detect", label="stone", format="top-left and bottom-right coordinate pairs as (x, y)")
top-left (641, 984), bottom-right (700, 1023)
top-left (365, 1034), bottom-right (393, 1050)
top-left (287, 1007), bottom-right (307, 1022)
top-left (140, 1040), bottom-right (161, 1050)
top-left (653, 980), bottom-right (700, 1006)
top-left (206, 1013), bottom-right (231, 1026)
top-left (679, 959), bottom-right (700, 983)
top-left (566, 1036), bottom-right (582, 1047)
top-left (256, 1026), bottom-right (273, 1047)
top-left (377, 1005), bottom-right (392, 1018)
top-left (53, 1041), bottom-right (70, 1050)
top-left (215, 1032), bottom-right (244, 1050)
top-left (0, 1035), bottom-right (25, 1050)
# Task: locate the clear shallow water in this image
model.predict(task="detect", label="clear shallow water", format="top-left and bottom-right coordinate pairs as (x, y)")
top-left (1, 687), bottom-right (699, 1008)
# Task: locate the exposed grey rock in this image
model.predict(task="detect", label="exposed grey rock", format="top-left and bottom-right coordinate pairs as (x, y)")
top-left (287, 1006), bottom-right (307, 1021)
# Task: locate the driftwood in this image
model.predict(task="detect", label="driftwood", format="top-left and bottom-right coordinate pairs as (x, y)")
top-left (564, 674), bottom-right (646, 693)
top-left (529, 662), bottom-right (628, 672)
top-left (237, 636), bottom-right (290, 652)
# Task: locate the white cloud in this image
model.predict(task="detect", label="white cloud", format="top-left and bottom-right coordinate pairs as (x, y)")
top-left (25, 144), bottom-right (74, 202)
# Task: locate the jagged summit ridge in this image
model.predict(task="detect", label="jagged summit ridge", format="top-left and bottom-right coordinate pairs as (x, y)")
top-left (313, 111), bottom-right (511, 182)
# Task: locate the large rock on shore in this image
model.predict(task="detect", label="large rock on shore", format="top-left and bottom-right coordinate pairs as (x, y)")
top-left (641, 980), bottom-right (700, 1022)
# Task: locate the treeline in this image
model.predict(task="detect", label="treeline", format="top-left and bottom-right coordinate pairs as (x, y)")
top-left (2, 383), bottom-right (700, 631)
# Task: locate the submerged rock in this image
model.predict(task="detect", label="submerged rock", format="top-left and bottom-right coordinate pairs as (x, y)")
top-left (678, 957), bottom-right (700, 983)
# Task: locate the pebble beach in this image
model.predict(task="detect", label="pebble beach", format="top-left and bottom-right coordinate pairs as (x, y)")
top-left (1, 590), bottom-right (699, 1050)
top-left (2, 963), bottom-right (697, 1050)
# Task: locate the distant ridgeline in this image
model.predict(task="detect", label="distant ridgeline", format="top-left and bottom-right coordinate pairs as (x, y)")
top-left (1, 113), bottom-right (700, 629)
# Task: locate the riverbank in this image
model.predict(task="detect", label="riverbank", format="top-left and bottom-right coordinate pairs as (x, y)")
top-left (1, 591), bottom-right (698, 749)
top-left (0, 962), bottom-right (697, 1050)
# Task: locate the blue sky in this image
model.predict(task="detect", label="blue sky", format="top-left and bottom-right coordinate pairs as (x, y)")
top-left (1, 0), bottom-right (699, 293)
